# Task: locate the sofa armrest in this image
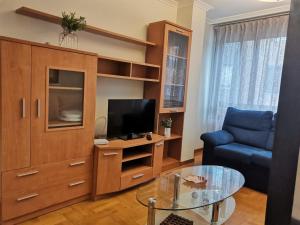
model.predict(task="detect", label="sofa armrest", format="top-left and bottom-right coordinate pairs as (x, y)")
top-left (200, 130), bottom-right (234, 146)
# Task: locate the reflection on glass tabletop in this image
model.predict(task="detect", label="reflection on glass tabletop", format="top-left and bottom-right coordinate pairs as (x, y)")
top-left (136, 166), bottom-right (245, 210)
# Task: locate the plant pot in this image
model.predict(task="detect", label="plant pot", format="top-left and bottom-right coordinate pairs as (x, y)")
top-left (164, 128), bottom-right (171, 138)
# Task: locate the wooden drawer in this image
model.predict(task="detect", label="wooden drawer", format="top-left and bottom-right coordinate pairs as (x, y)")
top-left (2, 156), bottom-right (92, 193)
top-left (2, 175), bottom-right (91, 221)
top-left (121, 166), bottom-right (153, 190)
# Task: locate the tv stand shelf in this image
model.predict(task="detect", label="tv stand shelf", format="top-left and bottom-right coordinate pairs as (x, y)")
top-left (96, 134), bottom-right (164, 149)
top-left (93, 134), bottom-right (164, 197)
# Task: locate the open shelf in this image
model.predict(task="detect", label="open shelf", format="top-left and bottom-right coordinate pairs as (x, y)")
top-left (162, 157), bottom-right (180, 171)
top-left (164, 134), bottom-right (182, 141)
top-left (48, 120), bottom-right (82, 128)
top-left (49, 86), bottom-right (83, 91)
top-left (97, 74), bottom-right (159, 82)
top-left (15, 7), bottom-right (156, 47)
top-left (122, 145), bottom-right (153, 163)
top-left (97, 56), bottom-right (160, 82)
top-left (122, 152), bottom-right (152, 163)
top-left (131, 63), bottom-right (160, 81)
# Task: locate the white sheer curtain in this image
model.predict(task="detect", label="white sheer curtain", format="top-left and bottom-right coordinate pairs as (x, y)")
top-left (204, 15), bottom-right (289, 131)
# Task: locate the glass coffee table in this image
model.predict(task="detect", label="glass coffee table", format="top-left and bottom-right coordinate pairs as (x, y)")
top-left (136, 166), bottom-right (245, 225)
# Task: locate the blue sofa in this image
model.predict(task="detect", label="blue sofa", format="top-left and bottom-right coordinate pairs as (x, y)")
top-left (200, 107), bottom-right (276, 193)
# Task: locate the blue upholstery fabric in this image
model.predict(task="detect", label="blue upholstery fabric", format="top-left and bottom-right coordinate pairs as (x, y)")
top-left (200, 130), bottom-right (234, 146)
top-left (214, 143), bottom-right (265, 164)
top-left (223, 107), bottom-right (273, 148)
top-left (266, 113), bottom-right (277, 151)
top-left (251, 150), bottom-right (272, 168)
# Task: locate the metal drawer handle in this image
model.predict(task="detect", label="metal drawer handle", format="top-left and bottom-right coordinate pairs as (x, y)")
top-left (69, 161), bottom-right (86, 167)
top-left (17, 193), bottom-right (39, 202)
top-left (69, 180), bottom-right (85, 187)
top-left (103, 152), bottom-right (118, 156)
top-left (17, 170), bottom-right (39, 178)
top-left (37, 99), bottom-right (41, 118)
top-left (21, 98), bottom-right (26, 118)
top-left (156, 142), bottom-right (164, 147)
top-left (132, 174), bottom-right (145, 179)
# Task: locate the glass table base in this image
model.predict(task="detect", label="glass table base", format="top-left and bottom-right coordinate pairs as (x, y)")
top-left (147, 197), bottom-right (235, 225)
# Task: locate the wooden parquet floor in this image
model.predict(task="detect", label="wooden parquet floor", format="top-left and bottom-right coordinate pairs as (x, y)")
top-left (20, 151), bottom-right (267, 225)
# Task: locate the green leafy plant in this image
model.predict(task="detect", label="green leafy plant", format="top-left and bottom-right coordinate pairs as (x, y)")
top-left (161, 118), bottom-right (172, 128)
top-left (61, 11), bottom-right (86, 33)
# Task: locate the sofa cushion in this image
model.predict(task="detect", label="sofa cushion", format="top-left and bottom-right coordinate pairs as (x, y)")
top-left (223, 107), bottom-right (273, 149)
top-left (200, 130), bottom-right (234, 146)
top-left (251, 150), bottom-right (272, 168)
top-left (214, 143), bottom-right (265, 164)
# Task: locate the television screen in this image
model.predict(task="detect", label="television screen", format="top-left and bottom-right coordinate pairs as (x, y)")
top-left (107, 99), bottom-right (156, 139)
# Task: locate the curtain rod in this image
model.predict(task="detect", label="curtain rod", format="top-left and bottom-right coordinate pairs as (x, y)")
top-left (214, 11), bottom-right (290, 27)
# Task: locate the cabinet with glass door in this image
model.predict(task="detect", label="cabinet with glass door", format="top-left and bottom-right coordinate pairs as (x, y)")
top-left (47, 68), bottom-right (85, 129)
top-left (161, 24), bottom-right (191, 113)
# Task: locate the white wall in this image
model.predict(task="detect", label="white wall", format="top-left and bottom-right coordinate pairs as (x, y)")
top-left (0, 0), bottom-right (178, 137)
top-left (176, 0), bottom-right (211, 161)
top-left (0, 0), bottom-right (211, 155)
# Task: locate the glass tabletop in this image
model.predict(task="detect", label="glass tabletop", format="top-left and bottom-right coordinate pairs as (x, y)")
top-left (136, 166), bottom-right (245, 210)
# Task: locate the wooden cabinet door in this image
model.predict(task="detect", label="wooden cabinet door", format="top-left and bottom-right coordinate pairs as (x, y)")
top-left (1, 41), bottom-right (31, 171)
top-left (153, 141), bottom-right (164, 177)
top-left (94, 148), bottom-right (122, 195)
top-left (160, 24), bottom-right (191, 113)
top-left (31, 47), bottom-right (97, 165)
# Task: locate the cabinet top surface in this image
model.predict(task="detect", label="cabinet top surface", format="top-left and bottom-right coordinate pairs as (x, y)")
top-left (95, 134), bottom-right (164, 150)
top-left (0, 36), bottom-right (97, 57)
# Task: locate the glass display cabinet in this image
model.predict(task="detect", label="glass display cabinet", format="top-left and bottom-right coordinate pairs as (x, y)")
top-left (162, 26), bottom-right (191, 113)
top-left (47, 68), bottom-right (85, 129)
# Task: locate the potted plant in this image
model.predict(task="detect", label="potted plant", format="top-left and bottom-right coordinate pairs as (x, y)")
top-left (59, 11), bottom-right (87, 48)
top-left (161, 118), bottom-right (172, 138)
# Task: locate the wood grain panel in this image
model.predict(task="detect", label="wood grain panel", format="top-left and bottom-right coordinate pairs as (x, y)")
top-left (2, 175), bottom-right (91, 221)
top-left (31, 47), bottom-right (97, 165)
top-left (120, 166), bottom-right (153, 190)
top-left (0, 41), bottom-right (31, 171)
top-left (94, 147), bottom-right (122, 195)
top-left (2, 156), bottom-right (92, 193)
top-left (153, 141), bottom-right (164, 176)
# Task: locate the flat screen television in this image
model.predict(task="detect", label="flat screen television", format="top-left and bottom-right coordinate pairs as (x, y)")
top-left (107, 99), bottom-right (156, 140)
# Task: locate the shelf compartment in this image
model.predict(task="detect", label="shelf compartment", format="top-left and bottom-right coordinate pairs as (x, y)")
top-left (98, 58), bottom-right (131, 77)
top-left (162, 157), bottom-right (180, 171)
top-left (97, 56), bottom-right (160, 82)
top-left (49, 86), bottom-right (83, 91)
top-left (48, 120), bottom-right (82, 128)
top-left (122, 153), bottom-right (152, 163)
top-left (15, 7), bottom-right (156, 47)
top-left (158, 113), bottom-right (184, 136)
top-left (122, 145), bottom-right (153, 163)
top-left (162, 138), bottom-right (182, 171)
top-left (164, 134), bottom-right (182, 141)
top-left (122, 157), bottom-right (152, 173)
top-left (97, 74), bottom-right (159, 82)
top-left (131, 63), bottom-right (160, 81)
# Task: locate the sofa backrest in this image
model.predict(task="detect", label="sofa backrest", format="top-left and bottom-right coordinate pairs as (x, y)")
top-left (222, 107), bottom-right (274, 149)
top-left (265, 113), bottom-right (277, 150)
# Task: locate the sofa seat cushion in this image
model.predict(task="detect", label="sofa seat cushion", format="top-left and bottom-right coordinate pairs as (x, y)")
top-left (251, 150), bottom-right (272, 168)
top-left (214, 143), bottom-right (265, 164)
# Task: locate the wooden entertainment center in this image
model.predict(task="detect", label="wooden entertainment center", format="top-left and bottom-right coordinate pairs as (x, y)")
top-left (0, 7), bottom-right (192, 224)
